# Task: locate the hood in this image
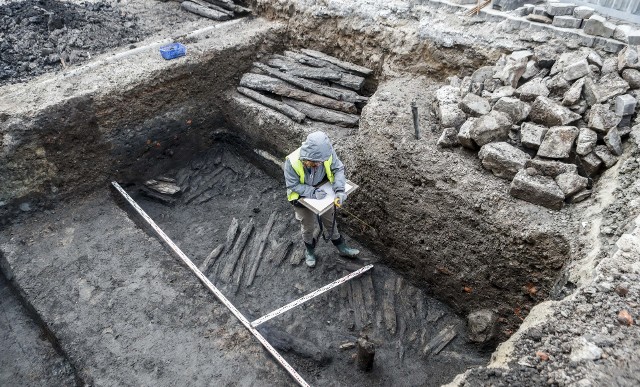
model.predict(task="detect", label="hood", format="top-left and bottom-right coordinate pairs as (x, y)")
top-left (299, 131), bottom-right (333, 162)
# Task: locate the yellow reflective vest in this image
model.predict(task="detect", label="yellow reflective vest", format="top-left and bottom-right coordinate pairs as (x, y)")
top-left (286, 147), bottom-right (334, 201)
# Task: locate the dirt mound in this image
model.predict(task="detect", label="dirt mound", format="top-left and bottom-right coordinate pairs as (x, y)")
top-left (0, 0), bottom-right (146, 85)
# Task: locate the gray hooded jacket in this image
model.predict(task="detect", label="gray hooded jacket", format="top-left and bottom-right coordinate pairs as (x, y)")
top-left (284, 131), bottom-right (346, 199)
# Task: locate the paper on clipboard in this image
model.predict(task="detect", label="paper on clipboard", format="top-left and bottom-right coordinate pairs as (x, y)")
top-left (298, 180), bottom-right (359, 215)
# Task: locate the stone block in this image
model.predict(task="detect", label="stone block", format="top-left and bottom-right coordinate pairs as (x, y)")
top-left (459, 93), bottom-right (491, 117)
top-left (562, 77), bottom-right (585, 106)
top-left (494, 53), bottom-right (529, 88)
top-left (550, 49), bottom-right (590, 76)
top-left (594, 145), bottom-right (619, 168)
top-left (484, 78), bottom-right (502, 93)
top-left (618, 45), bottom-right (640, 71)
top-left (472, 66), bottom-right (496, 84)
top-left (436, 85), bottom-right (460, 105)
top-left (601, 57), bottom-right (618, 74)
top-left (478, 142), bottom-right (531, 179)
top-left (439, 104), bottom-right (467, 129)
top-left (573, 6), bottom-right (594, 19)
top-left (562, 59), bottom-right (590, 81)
top-left (521, 122), bottom-right (549, 149)
top-left (469, 111), bottom-right (513, 146)
top-left (546, 74), bottom-right (571, 95)
top-left (521, 60), bottom-right (540, 81)
top-left (580, 152), bottom-right (602, 176)
top-left (458, 118), bottom-right (478, 150)
top-left (615, 94), bottom-right (637, 116)
top-left (460, 76), bottom-right (472, 97)
top-left (603, 39), bottom-right (624, 54)
top-left (587, 50), bottom-right (603, 68)
top-left (629, 31), bottom-right (640, 46)
top-left (604, 127), bottom-right (622, 156)
top-left (546, 2), bottom-right (576, 16)
top-left (532, 6), bottom-right (548, 15)
top-left (555, 172), bottom-right (588, 196)
top-left (493, 97), bottom-right (531, 123)
top-left (490, 86), bottom-right (516, 104)
top-left (437, 127), bottom-right (460, 148)
top-left (525, 158), bottom-right (578, 177)
top-left (583, 15), bottom-right (614, 38)
top-left (468, 310), bottom-right (498, 344)
top-left (613, 25), bottom-right (634, 43)
top-left (537, 126), bottom-right (579, 159)
top-left (587, 104), bottom-right (621, 133)
top-left (622, 69), bottom-right (640, 88)
top-left (552, 15), bottom-right (581, 28)
top-left (583, 73), bottom-right (630, 105)
top-left (527, 14), bottom-right (553, 24)
top-left (509, 169), bottom-right (565, 210)
top-left (576, 127), bottom-right (597, 156)
top-left (533, 44), bottom-right (560, 68)
top-left (516, 78), bottom-right (550, 102)
top-left (530, 96), bottom-right (581, 126)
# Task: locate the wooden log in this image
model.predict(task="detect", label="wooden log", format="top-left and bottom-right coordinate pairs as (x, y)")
top-left (272, 241), bottom-right (293, 266)
top-left (181, 1), bottom-right (232, 21)
top-left (423, 325), bottom-right (457, 356)
top-left (266, 57), bottom-right (343, 81)
top-left (300, 49), bottom-right (373, 76)
top-left (234, 234), bottom-right (256, 294)
top-left (253, 62), bottom-right (367, 103)
top-left (383, 278), bottom-right (397, 335)
top-left (240, 73), bottom-right (357, 114)
top-left (220, 219), bottom-right (254, 280)
top-left (246, 212), bottom-right (277, 287)
top-left (356, 338), bottom-right (375, 371)
top-left (200, 243), bottom-right (224, 274)
top-left (224, 217), bottom-right (239, 253)
top-left (350, 280), bottom-right (368, 327)
top-left (189, 0), bottom-right (234, 16)
top-left (282, 98), bottom-right (360, 127)
top-left (236, 87), bottom-right (305, 123)
top-left (202, 0), bottom-right (250, 13)
top-left (283, 50), bottom-right (368, 90)
top-left (361, 274), bottom-right (375, 321)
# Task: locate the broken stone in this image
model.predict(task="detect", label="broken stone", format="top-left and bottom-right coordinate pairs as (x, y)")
top-left (555, 171), bottom-right (588, 196)
top-left (437, 127), bottom-right (460, 148)
top-left (469, 111), bottom-right (513, 146)
top-left (530, 96), bottom-right (581, 126)
top-left (527, 13), bottom-right (552, 24)
top-left (622, 69), bottom-right (640, 88)
top-left (516, 78), bottom-right (550, 102)
top-left (436, 86), bottom-right (460, 105)
top-left (447, 75), bottom-right (462, 88)
top-left (629, 31), bottom-right (640, 46)
top-left (478, 142), bottom-right (531, 179)
top-left (493, 97), bottom-right (531, 123)
top-left (604, 127), bottom-right (623, 156)
top-left (594, 145), bottom-right (619, 168)
top-left (615, 94), bottom-right (637, 116)
top-left (583, 15), bottom-right (615, 38)
top-left (552, 15), bottom-right (581, 29)
top-left (521, 122), bottom-right (549, 149)
top-left (521, 60), bottom-right (540, 81)
top-left (569, 100), bottom-right (588, 114)
top-left (601, 57), bottom-right (618, 75)
top-left (490, 86), bottom-right (516, 103)
top-left (537, 126), bottom-right (579, 159)
top-left (509, 169), bottom-right (565, 210)
top-left (472, 66), bottom-right (497, 84)
top-left (562, 59), bottom-right (590, 81)
top-left (550, 49), bottom-right (590, 76)
top-left (576, 127), bottom-right (598, 156)
top-left (484, 78), bottom-right (502, 93)
top-left (618, 45), bottom-right (640, 71)
top-left (573, 6), bottom-right (594, 19)
top-left (459, 93), bottom-right (491, 117)
top-left (613, 25), bottom-right (634, 43)
top-left (587, 50), bottom-right (603, 68)
top-left (458, 118), bottom-right (478, 149)
top-left (570, 338), bottom-right (602, 362)
top-left (583, 73), bottom-right (630, 106)
top-left (569, 189), bottom-right (592, 203)
top-left (467, 309), bottom-right (498, 344)
top-left (460, 76), bottom-right (472, 97)
top-left (494, 52), bottom-right (529, 88)
top-left (439, 104), bottom-right (467, 129)
top-left (546, 74), bottom-right (570, 96)
top-left (533, 44), bottom-right (560, 69)
top-left (546, 2), bottom-right (576, 16)
top-left (526, 158), bottom-right (578, 177)
top-left (587, 104), bottom-right (621, 133)
top-left (562, 78), bottom-right (585, 106)
top-left (580, 152), bottom-right (602, 176)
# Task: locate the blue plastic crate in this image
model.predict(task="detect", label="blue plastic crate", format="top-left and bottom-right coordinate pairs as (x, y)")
top-left (159, 43), bottom-right (186, 60)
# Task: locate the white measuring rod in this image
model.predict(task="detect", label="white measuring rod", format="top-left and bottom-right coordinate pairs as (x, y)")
top-left (252, 264), bottom-right (374, 328)
top-left (111, 182), bottom-right (310, 387)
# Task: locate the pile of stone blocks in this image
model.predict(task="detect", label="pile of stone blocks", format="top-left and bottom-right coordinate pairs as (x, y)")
top-left (436, 44), bottom-right (640, 210)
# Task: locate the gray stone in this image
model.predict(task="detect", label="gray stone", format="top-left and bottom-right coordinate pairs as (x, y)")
top-left (580, 152), bottom-right (602, 176)
top-left (619, 114), bottom-right (633, 128)
top-left (521, 122), bottom-right (549, 149)
top-left (447, 76), bottom-right (462, 88)
top-left (573, 6), bottom-right (594, 19)
top-left (533, 44), bottom-right (561, 68)
top-left (568, 189), bottom-right (592, 203)
top-left (546, 74), bottom-right (571, 96)
top-left (604, 127), bottom-right (623, 156)
top-left (576, 128), bottom-right (598, 155)
top-left (600, 58), bottom-right (618, 75)
top-left (569, 100), bottom-right (588, 114)
top-left (437, 127), bottom-right (460, 148)
top-left (460, 76), bottom-right (472, 97)
top-left (493, 97), bottom-right (531, 123)
top-left (436, 85), bottom-right (460, 105)
top-left (494, 52), bottom-right (529, 88)
top-left (594, 145), bottom-right (619, 168)
top-left (484, 78), bottom-right (502, 93)
top-left (550, 49), bottom-right (589, 76)
top-left (583, 73), bottom-right (630, 105)
top-left (509, 169), bottom-right (565, 210)
top-left (527, 14), bottom-right (553, 24)
top-left (555, 171), bottom-right (588, 196)
top-left (458, 118), bottom-right (478, 150)
top-left (490, 86), bottom-right (516, 103)
top-left (530, 96), bottom-right (581, 126)
top-left (472, 66), bottom-right (497, 84)
top-left (439, 104), bottom-right (467, 129)
top-left (470, 82), bottom-right (484, 96)
top-left (537, 126), bottom-right (579, 158)
top-left (469, 111), bottom-right (513, 146)
top-left (552, 15), bottom-right (581, 28)
top-left (532, 6), bottom-right (547, 15)
top-left (546, 3), bottom-right (576, 16)
top-left (478, 142), bottom-right (531, 179)
top-left (587, 104), bottom-right (621, 132)
top-left (562, 59), bottom-right (590, 81)
top-left (562, 77), bottom-right (585, 106)
top-left (615, 94), bottom-right (637, 116)
top-left (570, 338), bottom-right (602, 362)
top-left (516, 78), bottom-right (550, 102)
top-left (459, 93), bottom-right (491, 117)
top-left (629, 31), bottom-right (640, 46)
top-left (521, 60), bottom-right (540, 81)
top-left (467, 310), bottom-right (498, 344)
top-left (622, 69), bottom-right (640, 88)
top-left (525, 158), bottom-right (578, 177)
top-left (613, 25), bottom-right (634, 43)
top-left (583, 15), bottom-right (615, 38)
top-left (587, 51), bottom-right (603, 68)
top-left (618, 45), bottom-right (640, 72)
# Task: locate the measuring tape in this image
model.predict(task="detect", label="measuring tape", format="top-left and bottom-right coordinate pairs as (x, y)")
top-left (334, 199), bottom-right (376, 231)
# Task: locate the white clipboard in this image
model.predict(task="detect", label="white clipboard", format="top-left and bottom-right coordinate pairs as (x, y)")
top-left (297, 179), bottom-right (359, 215)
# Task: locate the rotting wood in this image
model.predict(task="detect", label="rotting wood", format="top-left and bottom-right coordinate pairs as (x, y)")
top-left (200, 243), bottom-right (224, 274)
top-left (181, 1), bottom-right (232, 21)
top-left (350, 279), bottom-right (368, 327)
top-left (356, 337), bottom-right (375, 371)
top-left (335, 257), bottom-right (365, 272)
top-left (189, 0), bottom-right (234, 15)
top-left (202, 0), bottom-right (250, 13)
top-left (361, 274), bottom-right (375, 321)
top-left (423, 325), bottom-right (457, 356)
top-left (234, 234), bottom-right (257, 294)
top-left (237, 87), bottom-right (306, 123)
top-left (383, 278), bottom-right (397, 335)
top-left (282, 98), bottom-right (360, 127)
top-left (240, 73), bottom-right (357, 114)
top-left (271, 240), bottom-right (293, 266)
top-left (246, 212), bottom-right (277, 287)
top-left (253, 62), bottom-right (367, 103)
top-left (282, 51), bottom-right (367, 90)
top-left (300, 49), bottom-right (373, 76)
top-left (266, 57), bottom-right (343, 81)
top-left (220, 219), bottom-right (254, 280)
top-left (225, 217), bottom-right (239, 253)
top-left (289, 248), bottom-right (304, 266)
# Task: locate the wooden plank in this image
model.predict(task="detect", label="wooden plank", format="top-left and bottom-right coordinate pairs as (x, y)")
top-left (240, 73), bottom-right (357, 114)
top-left (189, 0), bottom-right (234, 15)
top-left (361, 274), bottom-right (375, 321)
top-left (246, 212), bottom-right (277, 287)
top-left (283, 51), bottom-right (366, 90)
top-left (202, 0), bottom-right (250, 13)
top-left (200, 243), bottom-right (224, 274)
top-left (220, 219), bottom-right (254, 280)
top-left (282, 97), bottom-right (359, 127)
top-left (181, 1), bottom-right (232, 20)
top-left (383, 278), bottom-right (397, 335)
top-left (237, 87), bottom-right (305, 123)
top-left (423, 325), bottom-right (457, 356)
top-left (224, 217), bottom-right (239, 253)
top-left (300, 49), bottom-right (373, 76)
top-left (350, 279), bottom-right (368, 327)
top-left (266, 57), bottom-right (343, 81)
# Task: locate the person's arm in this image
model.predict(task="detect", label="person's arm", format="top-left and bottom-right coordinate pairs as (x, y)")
top-left (284, 158), bottom-right (317, 198)
top-left (330, 150), bottom-right (346, 193)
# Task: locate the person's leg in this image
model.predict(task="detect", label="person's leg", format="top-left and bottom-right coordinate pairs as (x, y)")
top-left (320, 207), bottom-right (359, 258)
top-left (293, 205), bottom-right (318, 267)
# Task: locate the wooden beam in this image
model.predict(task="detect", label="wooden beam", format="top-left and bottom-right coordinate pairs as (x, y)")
top-left (237, 87), bottom-right (306, 123)
top-left (300, 49), bottom-right (373, 76)
top-left (181, 1), bottom-right (232, 21)
top-left (282, 98), bottom-right (359, 127)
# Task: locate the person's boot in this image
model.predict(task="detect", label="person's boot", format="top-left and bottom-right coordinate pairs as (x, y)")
top-left (332, 236), bottom-right (359, 258)
top-left (304, 240), bottom-right (317, 268)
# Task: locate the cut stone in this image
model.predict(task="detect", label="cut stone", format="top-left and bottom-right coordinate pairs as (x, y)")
top-left (583, 15), bottom-right (615, 38)
top-left (436, 86), bottom-right (460, 105)
top-left (478, 142), bottom-right (531, 179)
top-left (546, 3), bottom-right (576, 16)
top-left (555, 172), bottom-right (588, 196)
top-left (615, 94), bottom-right (637, 116)
top-left (552, 15), bottom-right (581, 29)
top-left (587, 50), bottom-right (603, 68)
top-left (437, 127), bottom-right (460, 148)
top-left (459, 93), bottom-right (491, 117)
top-left (613, 25), bottom-right (634, 43)
top-left (525, 158), bottom-right (578, 177)
top-left (534, 44), bottom-right (561, 69)
top-left (576, 128), bottom-right (598, 156)
top-left (439, 104), bottom-right (467, 129)
top-left (587, 104), bottom-right (621, 133)
top-left (562, 77), bottom-right (585, 106)
top-left (580, 152), bottom-right (602, 176)
top-left (594, 145), bottom-right (619, 168)
top-left (530, 96), bottom-right (581, 126)
top-left (573, 6), bottom-right (594, 19)
top-left (516, 78), bottom-right (550, 102)
top-left (629, 30), bottom-right (640, 45)
top-left (604, 127), bottom-right (623, 156)
top-left (621, 69), bottom-right (640, 88)
top-left (458, 118), bottom-right (478, 150)
top-left (527, 14), bottom-right (553, 24)
top-left (469, 111), bottom-right (513, 146)
top-left (583, 73), bottom-right (630, 105)
top-left (562, 59), bottom-right (590, 81)
top-left (521, 122), bottom-right (549, 149)
top-left (550, 49), bottom-right (591, 76)
top-left (509, 169), bottom-right (565, 210)
top-left (493, 97), bottom-right (531, 123)
top-left (537, 126), bottom-right (579, 159)
top-left (618, 45), bottom-right (640, 71)
top-left (521, 60), bottom-right (540, 81)
top-left (490, 86), bottom-right (516, 103)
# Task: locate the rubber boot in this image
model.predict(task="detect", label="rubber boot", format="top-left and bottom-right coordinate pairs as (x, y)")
top-left (332, 236), bottom-right (359, 258)
top-left (304, 241), bottom-right (317, 268)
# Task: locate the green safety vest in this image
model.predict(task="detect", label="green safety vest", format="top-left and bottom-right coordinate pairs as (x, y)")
top-left (286, 147), bottom-right (334, 201)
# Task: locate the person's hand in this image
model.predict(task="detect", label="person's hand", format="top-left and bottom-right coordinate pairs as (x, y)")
top-left (335, 192), bottom-right (347, 205)
top-left (313, 189), bottom-right (327, 200)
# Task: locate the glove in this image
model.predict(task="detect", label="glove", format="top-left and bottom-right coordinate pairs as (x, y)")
top-left (312, 189), bottom-right (327, 200)
top-left (335, 192), bottom-right (347, 205)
